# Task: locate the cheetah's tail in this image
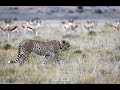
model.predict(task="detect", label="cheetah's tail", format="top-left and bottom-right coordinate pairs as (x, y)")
top-left (8, 58), bottom-right (19, 64)
top-left (8, 45), bottom-right (21, 64)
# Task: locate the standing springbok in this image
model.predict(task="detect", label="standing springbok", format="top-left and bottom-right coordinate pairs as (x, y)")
top-left (83, 20), bottom-right (97, 32)
top-left (111, 20), bottom-right (120, 31)
top-left (63, 19), bottom-right (78, 32)
top-left (15, 21), bottom-right (30, 34)
top-left (0, 19), bottom-right (18, 43)
top-left (24, 19), bottom-right (41, 36)
top-left (13, 19), bottom-right (41, 35)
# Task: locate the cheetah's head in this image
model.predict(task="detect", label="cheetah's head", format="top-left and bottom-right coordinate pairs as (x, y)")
top-left (60, 40), bottom-right (70, 50)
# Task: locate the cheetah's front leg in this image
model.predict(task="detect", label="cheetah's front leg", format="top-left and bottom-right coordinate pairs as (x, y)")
top-left (54, 53), bottom-right (60, 65)
top-left (44, 55), bottom-right (50, 64)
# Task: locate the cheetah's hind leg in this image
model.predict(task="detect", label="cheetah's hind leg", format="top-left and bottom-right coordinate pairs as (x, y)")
top-left (18, 54), bottom-right (29, 66)
top-left (44, 55), bottom-right (50, 64)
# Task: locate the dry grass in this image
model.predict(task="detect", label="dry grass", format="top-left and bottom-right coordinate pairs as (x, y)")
top-left (0, 19), bottom-right (120, 84)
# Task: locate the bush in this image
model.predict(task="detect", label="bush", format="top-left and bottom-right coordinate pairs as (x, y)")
top-left (3, 44), bottom-right (11, 50)
top-left (76, 9), bottom-right (84, 13)
top-left (9, 7), bottom-right (18, 10)
top-left (76, 6), bottom-right (84, 13)
top-left (61, 21), bottom-right (66, 24)
top-left (82, 54), bottom-right (87, 58)
top-left (88, 31), bottom-right (96, 36)
top-left (111, 9), bottom-right (116, 11)
top-left (67, 10), bottom-right (74, 13)
top-left (77, 6), bottom-right (83, 10)
top-left (74, 50), bottom-right (82, 54)
top-left (94, 9), bottom-right (103, 14)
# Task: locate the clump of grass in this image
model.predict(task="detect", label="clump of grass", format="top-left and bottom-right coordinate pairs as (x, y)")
top-left (82, 53), bottom-right (88, 58)
top-left (3, 44), bottom-right (12, 50)
top-left (110, 55), bottom-right (120, 62)
top-left (6, 77), bottom-right (17, 83)
top-left (74, 49), bottom-right (82, 54)
top-left (60, 50), bottom-right (72, 57)
top-left (61, 21), bottom-right (66, 24)
top-left (88, 31), bottom-right (96, 36)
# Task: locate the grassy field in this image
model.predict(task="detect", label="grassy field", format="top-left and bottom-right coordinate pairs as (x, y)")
top-left (0, 19), bottom-right (120, 84)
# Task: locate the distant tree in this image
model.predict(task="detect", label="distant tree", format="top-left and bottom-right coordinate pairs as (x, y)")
top-left (111, 9), bottom-right (116, 11)
top-left (94, 9), bottom-right (103, 14)
top-left (76, 6), bottom-right (84, 13)
top-left (67, 10), bottom-right (74, 13)
top-left (77, 6), bottom-right (83, 10)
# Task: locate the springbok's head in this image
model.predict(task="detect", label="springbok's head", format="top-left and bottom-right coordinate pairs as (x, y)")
top-left (5, 18), bottom-right (12, 26)
top-left (69, 18), bottom-right (74, 23)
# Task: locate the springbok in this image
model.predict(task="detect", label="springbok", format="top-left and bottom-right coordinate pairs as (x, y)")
top-left (0, 19), bottom-right (18, 42)
top-left (63, 19), bottom-right (78, 32)
top-left (12, 19), bottom-right (41, 35)
top-left (111, 20), bottom-right (120, 31)
top-left (83, 20), bottom-right (97, 32)
top-left (24, 19), bottom-right (41, 36)
top-left (15, 22), bottom-right (29, 33)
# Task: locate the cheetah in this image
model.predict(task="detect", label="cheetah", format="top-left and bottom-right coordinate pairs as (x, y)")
top-left (8, 39), bottom-right (70, 66)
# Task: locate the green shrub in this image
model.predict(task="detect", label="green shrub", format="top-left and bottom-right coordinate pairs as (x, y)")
top-left (3, 44), bottom-right (11, 50)
top-left (74, 50), bottom-right (82, 54)
top-left (88, 31), bottom-right (96, 36)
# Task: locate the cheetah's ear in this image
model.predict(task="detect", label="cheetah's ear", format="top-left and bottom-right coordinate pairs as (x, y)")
top-left (61, 40), bottom-right (66, 44)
